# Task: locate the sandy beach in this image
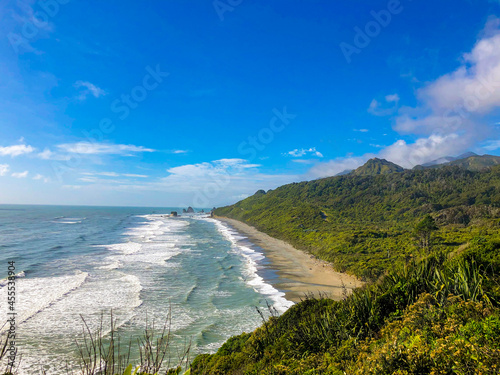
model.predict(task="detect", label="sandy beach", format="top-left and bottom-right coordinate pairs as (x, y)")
top-left (215, 217), bottom-right (363, 302)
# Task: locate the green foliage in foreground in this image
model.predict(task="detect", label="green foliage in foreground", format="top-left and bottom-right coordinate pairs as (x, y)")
top-left (214, 165), bottom-right (500, 279)
top-left (190, 242), bottom-right (500, 375)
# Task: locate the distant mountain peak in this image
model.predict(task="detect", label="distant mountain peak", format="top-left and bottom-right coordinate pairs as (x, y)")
top-left (414, 153), bottom-right (500, 171)
top-left (352, 158), bottom-right (404, 176)
top-left (418, 151), bottom-right (479, 168)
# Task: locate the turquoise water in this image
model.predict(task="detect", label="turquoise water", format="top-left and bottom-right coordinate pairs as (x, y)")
top-left (0, 205), bottom-right (292, 374)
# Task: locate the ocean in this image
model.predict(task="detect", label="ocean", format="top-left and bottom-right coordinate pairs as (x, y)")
top-left (0, 205), bottom-right (293, 374)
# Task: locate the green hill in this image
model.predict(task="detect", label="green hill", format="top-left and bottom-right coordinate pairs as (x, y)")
top-left (214, 163), bottom-right (500, 279)
top-left (351, 158), bottom-right (404, 176)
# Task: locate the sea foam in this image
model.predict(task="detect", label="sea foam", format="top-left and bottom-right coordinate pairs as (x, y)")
top-left (211, 219), bottom-right (294, 312)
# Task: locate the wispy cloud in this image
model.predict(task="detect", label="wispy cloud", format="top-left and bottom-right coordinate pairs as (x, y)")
top-left (57, 142), bottom-right (155, 155)
top-left (74, 81), bottom-right (106, 100)
top-left (367, 94), bottom-right (400, 116)
top-left (62, 185), bottom-right (82, 190)
top-left (12, 171), bottom-right (29, 178)
top-left (0, 144), bottom-right (35, 157)
top-left (166, 158), bottom-right (260, 178)
top-left (483, 139), bottom-right (500, 151)
top-left (37, 148), bottom-right (71, 161)
top-left (292, 159), bottom-right (316, 164)
top-left (33, 173), bottom-right (50, 182)
top-left (81, 172), bottom-right (149, 179)
top-left (63, 158), bottom-right (296, 206)
top-left (123, 173), bottom-right (148, 178)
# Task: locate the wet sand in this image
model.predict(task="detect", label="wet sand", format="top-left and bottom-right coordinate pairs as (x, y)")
top-left (215, 217), bottom-right (363, 302)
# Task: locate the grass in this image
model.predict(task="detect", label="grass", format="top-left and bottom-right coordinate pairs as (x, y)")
top-left (1, 310), bottom-right (191, 375)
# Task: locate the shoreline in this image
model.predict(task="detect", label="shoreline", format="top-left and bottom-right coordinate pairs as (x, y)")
top-left (214, 216), bottom-right (363, 302)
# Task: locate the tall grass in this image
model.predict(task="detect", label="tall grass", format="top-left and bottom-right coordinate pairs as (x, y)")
top-left (0, 325), bottom-right (12, 375)
top-left (0, 310), bottom-right (191, 375)
top-left (75, 310), bottom-right (191, 375)
top-left (244, 255), bottom-right (496, 363)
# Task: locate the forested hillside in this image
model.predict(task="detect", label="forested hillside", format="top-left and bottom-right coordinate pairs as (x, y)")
top-left (214, 158), bottom-right (500, 279)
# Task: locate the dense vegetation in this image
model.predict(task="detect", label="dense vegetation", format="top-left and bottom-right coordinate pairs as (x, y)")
top-left (214, 159), bottom-right (500, 280)
top-left (190, 242), bottom-right (500, 374)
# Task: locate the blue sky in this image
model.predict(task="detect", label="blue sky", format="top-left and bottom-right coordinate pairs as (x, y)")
top-left (1, 0), bottom-right (500, 207)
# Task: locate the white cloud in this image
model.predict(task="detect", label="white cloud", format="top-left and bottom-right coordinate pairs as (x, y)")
top-left (57, 142), bottom-right (155, 155)
top-left (353, 128), bottom-right (369, 132)
top-left (286, 147), bottom-right (323, 158)
top-left (0, 144), bottom-right (35, 157)
top-left (378, 134), bottom-right (467, 168)
top-left (0, 164), bottom-right (10, 176)
top-left (395, 18), bottom-right (500, 136)
top-left (307, 133), bottom-right (469, 178)
top-left (74, 81), bottom-right (106, 100)
top-left (172, 150), bottom-right (189, 154)
top-left (12, 171), bottom-right (28, 178)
